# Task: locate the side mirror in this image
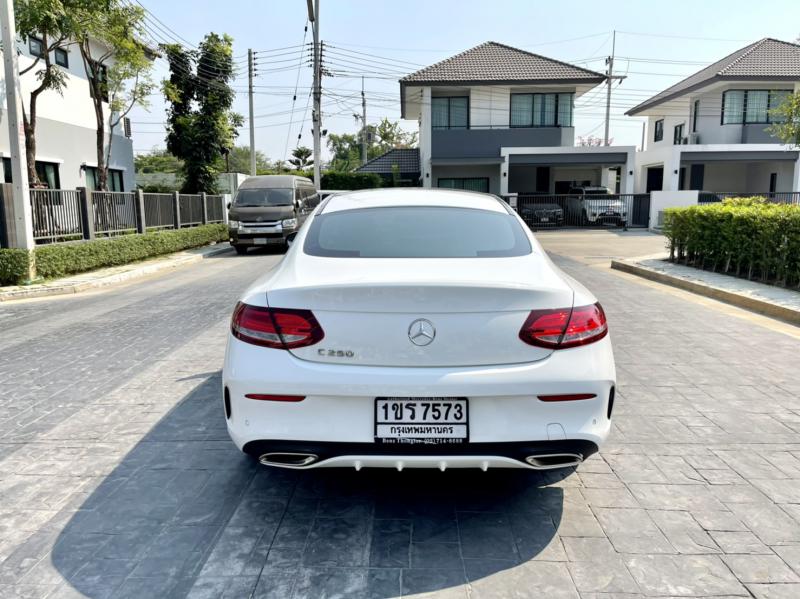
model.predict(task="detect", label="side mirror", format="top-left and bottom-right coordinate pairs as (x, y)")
top-left (286, 232), bottom-right (297, 247)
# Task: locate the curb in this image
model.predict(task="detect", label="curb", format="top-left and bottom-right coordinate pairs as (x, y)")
top-left (0, 244), bottom-right (233, 302)
top-left (611, 259), bottom-right (800, 326)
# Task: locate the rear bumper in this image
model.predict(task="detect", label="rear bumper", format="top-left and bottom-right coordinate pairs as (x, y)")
top-left (223, 334), bottom-right (616, 465)
top-left (242, 439), bottom-right (599, 470)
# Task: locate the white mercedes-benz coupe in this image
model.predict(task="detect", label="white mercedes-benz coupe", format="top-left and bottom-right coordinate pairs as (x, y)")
top-left (223, 188), bottom-right (615, 471)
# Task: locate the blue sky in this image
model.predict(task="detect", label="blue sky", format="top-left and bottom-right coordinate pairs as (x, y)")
top-left (129, 0), bottom-right (800, 162)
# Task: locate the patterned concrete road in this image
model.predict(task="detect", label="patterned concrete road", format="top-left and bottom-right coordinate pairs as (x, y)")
top-left (1, 235), bottom-right (800, 598)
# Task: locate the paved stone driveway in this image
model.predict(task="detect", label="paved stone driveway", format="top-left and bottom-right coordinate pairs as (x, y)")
top-left (1, 237), bottom-right (800, 598)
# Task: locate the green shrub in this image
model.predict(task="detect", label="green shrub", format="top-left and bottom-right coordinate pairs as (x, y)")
top-left (320, 171), bottom-right (382, 190)
top-left (663, 198), bottom-right (800, 285)
top-left (0, 249), bottom-right (32, 285)
top-left (34, 224), bottom-right (228, 280)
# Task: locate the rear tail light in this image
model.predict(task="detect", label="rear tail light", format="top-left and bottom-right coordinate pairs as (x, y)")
top-left (231, 303), bottom-right (324, 349)
top-left (519, 302), bottom-right (608, 349)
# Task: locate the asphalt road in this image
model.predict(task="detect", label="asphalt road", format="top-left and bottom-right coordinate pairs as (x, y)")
top-left (1, 235), bottom-right (799, 599)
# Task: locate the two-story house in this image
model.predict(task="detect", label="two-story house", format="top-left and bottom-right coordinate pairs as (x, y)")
top-left (628, 38), bottom-right (800, 196)
top-left (0, 36), bottom-right (140, 191)
top-left (398, 42), bottom-right (636, 197)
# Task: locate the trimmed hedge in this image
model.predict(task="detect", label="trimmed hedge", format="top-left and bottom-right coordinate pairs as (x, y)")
top-left (0, 249), bottom-right (31, 286)
top-left (320, 171), bottom-right (382, 190)
top-left (663, 197), bottom-right (800, 286)
top-left (0, 224), bottom-right (228, 286)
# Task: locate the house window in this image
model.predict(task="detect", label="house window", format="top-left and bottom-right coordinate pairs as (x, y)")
top-left (437, 177), bottom-right (489, 193)
top-left (2, 157), bottom-right (11, 183)
top-left (692, 100), bottom-right (700, 133)
top-left (673, 123), bottom-right (684, 145)
top-left (88, 60), bottom-right (109, 102)
top-left (86, 167), bottom-right (124, 191)
top-left (54, 48), bottom-right (69, 68)
top-left (769, 90), bottom-right (790, 123)
top-left (29, 36), bottom-right (44, 58)
top-left (431, 97), bottom-right (468, 129)
top-left (654, 119), bottom-right (664, 142)
top-left (722, 89), bottom-right (790, 125)
top-left (510, 93), bottom-right (573, 127)
top-left (35, 161), bottom-right (60, 189)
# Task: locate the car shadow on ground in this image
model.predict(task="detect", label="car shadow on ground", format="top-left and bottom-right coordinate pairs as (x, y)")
top-left (52, 373), bottom-right (567, 598)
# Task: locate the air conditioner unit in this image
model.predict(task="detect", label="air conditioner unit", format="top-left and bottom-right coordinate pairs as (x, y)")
top-left (688, 133), bottom-right (700, 144)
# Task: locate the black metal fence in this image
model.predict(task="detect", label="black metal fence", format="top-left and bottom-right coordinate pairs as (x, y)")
top-left (18, 188), bottom-right (227, 246)
top-left (143, 193), bottom-right (175, 230)
top-left (511, 193), bottom-right (651, 229)
top-left (698, 191), bottom-right (800, 205)
top-left (30, 189), bottom-right (84, 243)
top-left (93, 191), bottom-right (137, 237)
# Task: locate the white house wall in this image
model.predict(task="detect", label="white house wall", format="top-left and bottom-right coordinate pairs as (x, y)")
top-left (0, 38), bottom-right (135, 190)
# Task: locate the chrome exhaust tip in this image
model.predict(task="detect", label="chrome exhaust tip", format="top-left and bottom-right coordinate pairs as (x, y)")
top-left (524, 453), bottom-right (583, 469)
top-left (259, 452), bottom-right (318, 469)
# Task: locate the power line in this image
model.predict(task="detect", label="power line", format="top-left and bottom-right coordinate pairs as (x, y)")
top-left (283, 21), bottom-right (311, 162)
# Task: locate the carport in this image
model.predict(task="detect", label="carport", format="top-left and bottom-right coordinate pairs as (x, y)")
top-left (499, 146), bottom-right (636, 196)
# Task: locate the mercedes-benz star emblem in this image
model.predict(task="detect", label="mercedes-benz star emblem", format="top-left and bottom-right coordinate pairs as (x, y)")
top-left (408, 318), bottom-right (436, 346)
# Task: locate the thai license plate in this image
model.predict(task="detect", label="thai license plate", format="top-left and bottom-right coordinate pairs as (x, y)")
top-left (253, 237), bottom-right (283, 245)
top-left (374, 397), bottom-right (468, 444)
top-left (541, 217), bottom-right (549, 222)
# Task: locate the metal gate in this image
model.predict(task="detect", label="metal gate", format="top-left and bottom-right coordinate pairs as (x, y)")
top-left (511, 193), bottom-right (651, 230)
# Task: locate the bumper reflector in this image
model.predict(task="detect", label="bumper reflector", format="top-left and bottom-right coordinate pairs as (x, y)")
top-left (537, 393), bottom-right (596, 402)
top-left (245, 394), bottom-right (306, 402)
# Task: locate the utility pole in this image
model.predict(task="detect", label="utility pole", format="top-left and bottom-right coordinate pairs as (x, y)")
top-left (361, 77), bottom-right (367, 166)
top-left (1, 0), bottom-right (34, 275)
top-left (247, 49), bottom-right (256, 175)
top-left (308, 0), bottom-right (322, 189)
top-left (603, 30), bottom-right (616, 146)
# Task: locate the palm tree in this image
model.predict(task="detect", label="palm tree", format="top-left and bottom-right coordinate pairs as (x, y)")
top-left (289, 146), bottom-right (314, 169)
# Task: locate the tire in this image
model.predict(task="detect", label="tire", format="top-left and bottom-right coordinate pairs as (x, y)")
top-left (233, 245), bottom-right (248, 255)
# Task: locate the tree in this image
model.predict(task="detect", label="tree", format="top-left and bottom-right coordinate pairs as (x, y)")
top-left (134, 149), bottom-right (183, 173)
top-left (326, 118), bottom-right (417, 172)
top-left (767, 93), bottom-right (800, 147)
top-left (73, 0), bottom-right (153, 190)
top-left (288, 146), bottom-right (313, 169)
top-left (15, 0), bottom-right (78, 187)
top-left (214, 145), bottom-right (271, 174)
top-left (163, 33), bottom-right (242, 193)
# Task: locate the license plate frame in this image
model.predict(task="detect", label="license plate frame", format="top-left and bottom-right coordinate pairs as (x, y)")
top-left (374, 397), bottom-right (469, 445)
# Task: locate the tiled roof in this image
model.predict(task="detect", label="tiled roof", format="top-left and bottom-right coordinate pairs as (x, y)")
top-left (626, 38), bottom-right (800, 115)
top-left (355, 148), bottom-right (420, 175)
top-left (400, 41), bottom-right (606, 85)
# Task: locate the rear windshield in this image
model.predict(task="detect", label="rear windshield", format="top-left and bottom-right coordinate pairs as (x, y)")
top-left (303, 206), bottom-right (531, 258)
top-left (234, 188), bottom-right (293, 207)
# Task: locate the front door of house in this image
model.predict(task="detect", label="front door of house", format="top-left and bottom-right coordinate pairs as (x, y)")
top-left (646, 167), bottom-right (663, 192)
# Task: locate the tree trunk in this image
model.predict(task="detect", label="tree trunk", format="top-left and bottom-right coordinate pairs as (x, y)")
top-left (95, 116), bottom-right (107, 191)
top-left (22, 113), bottom-right (39, 186)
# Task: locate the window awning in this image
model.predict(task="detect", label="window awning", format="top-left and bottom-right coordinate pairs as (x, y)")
top-left (430, 157), bottom-right (505, 166)
top-left (508, 153), bottom-right (629, 165)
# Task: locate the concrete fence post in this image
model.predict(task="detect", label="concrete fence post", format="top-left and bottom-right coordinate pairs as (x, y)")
top-left (200, 192), bottom-right (208, 224)
top-left (172, 191), bottom-right (181, 229)
top-left (134, 189), bottom-right (146, 234)
top-left (77, 187), bottom-right (95, 240)
top-left (0, 182), bottom-right (12, 248)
